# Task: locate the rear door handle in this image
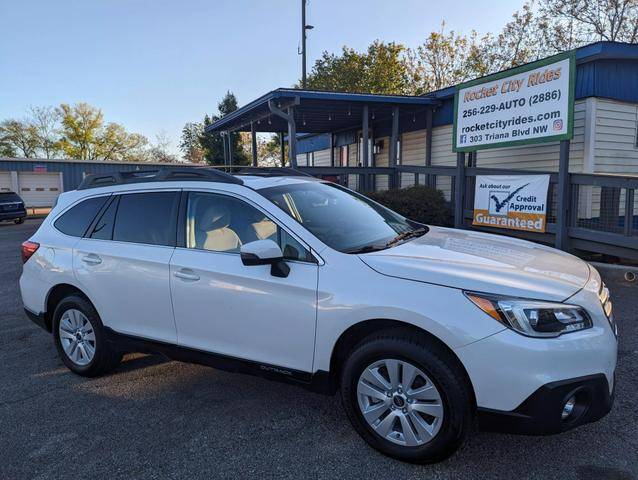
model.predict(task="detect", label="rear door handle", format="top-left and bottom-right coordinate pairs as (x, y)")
top-left (81, 253), bottom-right (102, 265)
top-left (174, 269), bottom-right (200, 281)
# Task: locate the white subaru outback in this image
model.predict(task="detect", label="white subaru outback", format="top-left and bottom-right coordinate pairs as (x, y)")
top-left (20, 167), bottom-right (617, 463)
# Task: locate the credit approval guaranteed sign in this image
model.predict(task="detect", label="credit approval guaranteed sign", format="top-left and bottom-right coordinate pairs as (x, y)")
top-left (473, 174), bottom-right (550, 232)
top-left (453, 51), bottom-right (575, 152)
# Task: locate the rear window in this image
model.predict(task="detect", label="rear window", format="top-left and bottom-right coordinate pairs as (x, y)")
top-left (0, 192), bottom-right (22, 203)
top-left (113, 192), bottom-right (179, 246)
top-left (54, 196), bottom-right (110, 237)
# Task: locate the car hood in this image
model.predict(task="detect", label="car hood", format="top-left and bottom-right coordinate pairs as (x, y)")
top-left (358, 226), bottom-right (590, 302)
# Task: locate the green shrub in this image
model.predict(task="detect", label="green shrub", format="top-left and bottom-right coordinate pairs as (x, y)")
top-left (365, 185), bottom-right (453, 227)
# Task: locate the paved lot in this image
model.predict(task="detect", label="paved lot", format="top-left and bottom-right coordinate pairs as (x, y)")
top-left (1, 218), bottom-right (637, 480)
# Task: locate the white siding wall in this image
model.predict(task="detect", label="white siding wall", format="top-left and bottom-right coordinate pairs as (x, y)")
top-left (296, 153), bottom-right (309, 166)
top-left (584, 99), bottom-right (638, 220)
top-left (374, 136), bottom-right (390, 191)
top-left (313, 148), bottom-right (331, 167)
top-left (400, 130), bottom-right (427, 188)
top-left (593, 99), bottom-right (638, 174)
top-left (348, 142), bottom-right (359, 189)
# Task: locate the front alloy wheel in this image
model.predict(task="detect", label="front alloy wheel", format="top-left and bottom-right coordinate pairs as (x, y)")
top-left (340, 332), bottom-right (471, 463)
top-left (357, 359), bottom-right (444, 446)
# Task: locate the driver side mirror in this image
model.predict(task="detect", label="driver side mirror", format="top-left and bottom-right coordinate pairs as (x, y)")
top-left (240, 239), bottom-right (290, 278)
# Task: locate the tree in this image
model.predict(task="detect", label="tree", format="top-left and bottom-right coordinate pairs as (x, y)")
top-left (28, 106), bottom-right (61, 159)
top-left (0, 137), bottom-right (16, 157)
top-left (196, 91), bottom-right (249, 166)
top-left (0, 119), bottom-right (39, 157)
top-left (146, 131), bottom-right (178, 163)
top-left (408, 23), bottom-right (492, 93)
top-left (57, 103), bottom-right (147, 161)
top-left (542, 0), bottom-right (638, 45)
top-left (179, 122), bottom-right (205, 163)
top-left (306, 41), bottom-right (412, 94)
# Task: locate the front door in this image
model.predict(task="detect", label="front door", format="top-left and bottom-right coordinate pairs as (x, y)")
top-left (169, 191), bottom-right (318, 372)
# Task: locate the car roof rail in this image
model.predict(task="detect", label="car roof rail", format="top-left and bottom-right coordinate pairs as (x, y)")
top-left (231, 166), bottom-right (313, 177)
top-left (77, 167), bottom-right (244, 190)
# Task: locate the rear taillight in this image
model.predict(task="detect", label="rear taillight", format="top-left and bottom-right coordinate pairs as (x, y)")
top-left (21, 241), bottom-right (39, 264)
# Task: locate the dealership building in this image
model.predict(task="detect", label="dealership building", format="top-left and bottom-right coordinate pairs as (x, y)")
top-left (285, 42), bottom-right (638, 196)
top-left (1, 42), bottom-right (636, 209)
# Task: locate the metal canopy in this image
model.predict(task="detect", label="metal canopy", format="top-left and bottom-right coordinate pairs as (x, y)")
top-left (205, 88), bottom-right (438, 134)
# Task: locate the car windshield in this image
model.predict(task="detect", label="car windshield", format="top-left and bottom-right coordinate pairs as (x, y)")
top-left (0, 192), bottom-right (21, 202)
top-left (257, 181), bottom-right (426, 253)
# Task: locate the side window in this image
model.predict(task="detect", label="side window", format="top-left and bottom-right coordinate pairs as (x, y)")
top-left (186, 192), bottom-right (312, 261)
top-left (89, 196), bottom-right (119, 240)
top-left (54, 196), bottom-right (109, 237)
top-left (280, 228), bottom-right (314, 262)
top-left (113, 192), bottom-right (180, 246)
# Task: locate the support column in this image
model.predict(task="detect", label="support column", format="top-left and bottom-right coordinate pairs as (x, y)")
top-left (251, 123), bottom-right (258, 167)
top-left (361, 105), bottom-right (369, 191)
top-left (222, 132), bottom-right (229, 166)
top-left (389, 106), bottom-right (399, 189)
top-left (279, 132), bottom-right (285, 167)
top-left (555, 139), bottom-right (571, 250)
top-left (425, 107), bottom-right (433, 187)
top-left (227, 132), bottom-right (234, 167)
top-left (330, 133), bottom-right (335, 167)
top-left (287, 107), bottom-right (297, 168)
top-left (454, 152), bottom-right (466, 229)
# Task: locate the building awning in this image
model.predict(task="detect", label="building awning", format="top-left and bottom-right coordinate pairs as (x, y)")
top-left (205, 88), bottom-right (438, 134)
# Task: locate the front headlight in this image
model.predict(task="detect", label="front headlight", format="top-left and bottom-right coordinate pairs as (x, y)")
top-left (465, 292), bottom-right (593, 338)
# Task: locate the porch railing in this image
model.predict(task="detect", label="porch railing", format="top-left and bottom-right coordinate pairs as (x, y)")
top-left (295, 165), bottom-right (638, 261)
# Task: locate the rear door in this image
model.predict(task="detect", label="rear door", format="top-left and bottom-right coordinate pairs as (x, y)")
top-left (73, 190), bottom-right (180, 343)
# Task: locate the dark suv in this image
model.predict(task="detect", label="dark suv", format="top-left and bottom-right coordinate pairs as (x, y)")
top-left (0, 191), bottom-right (26, 224)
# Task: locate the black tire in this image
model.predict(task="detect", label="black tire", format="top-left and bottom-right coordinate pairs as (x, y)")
top-left (52, 294), bottom-right (121, 377)
top-left (14, 217), bottom-right (24, 224)
top-left (340, 331), bottom-right (472, 464)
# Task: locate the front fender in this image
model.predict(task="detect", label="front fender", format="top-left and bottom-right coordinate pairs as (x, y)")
top-left (313, 257), bottom-right (505, 372)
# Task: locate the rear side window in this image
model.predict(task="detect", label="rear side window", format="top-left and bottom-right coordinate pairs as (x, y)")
top-left (54, 196), bottom-right (109, 237)
top-left (89, 197), bottom-right (119, 241)
top-left (113, 192), bottom-right (179, 246)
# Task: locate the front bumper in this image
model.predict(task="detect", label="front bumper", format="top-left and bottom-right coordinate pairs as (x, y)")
top-left (477, 373), bottom-right (614, 435)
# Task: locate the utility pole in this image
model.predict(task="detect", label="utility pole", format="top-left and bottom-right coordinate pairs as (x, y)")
top-left (300, 0), bottom-right (313, 88)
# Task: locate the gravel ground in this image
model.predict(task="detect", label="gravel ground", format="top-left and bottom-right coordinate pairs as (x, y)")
top-left (1, 218), bottom-right (636, 480)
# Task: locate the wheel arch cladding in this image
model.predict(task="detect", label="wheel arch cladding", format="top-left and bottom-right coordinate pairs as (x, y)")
top-left (45, 283), bottom-right (93, 332)
top-left (329, 319), bottom-right (477, 408)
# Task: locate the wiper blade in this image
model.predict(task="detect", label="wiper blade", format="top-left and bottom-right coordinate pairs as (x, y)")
top-left (385, 227), bottom-right (428, 248)
top-left (344, 244), bottom-right (388, 254)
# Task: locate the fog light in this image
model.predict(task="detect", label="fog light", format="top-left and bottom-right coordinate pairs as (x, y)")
top-left (562, 396), bottom-right (576, 420)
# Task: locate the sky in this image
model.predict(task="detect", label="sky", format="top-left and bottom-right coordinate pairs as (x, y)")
top-left (0, 0), bottom-right (521, 155)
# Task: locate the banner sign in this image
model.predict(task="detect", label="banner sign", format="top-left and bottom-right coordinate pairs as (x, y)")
top-left (453, 51), bottom-right (575, 152)
top-left (473, 174), bottom-right (550, 233)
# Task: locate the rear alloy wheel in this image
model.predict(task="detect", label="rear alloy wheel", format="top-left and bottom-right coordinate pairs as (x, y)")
top-left (14, 217), bottom-right (24, 224)
top-left (357, 359), bottom-right (444, 447)
top-left (341, 332), bottom-right (472, 463)
top-left (52, 295), bottom-right (121, 377)
top-left (58, 309), bottom-right (96, 366)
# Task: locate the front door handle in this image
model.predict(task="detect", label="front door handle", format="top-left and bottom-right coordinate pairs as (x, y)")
top-left (81, 253), bottom-right (102, 265)
top-left (174, 269), bottom-right (200, 281)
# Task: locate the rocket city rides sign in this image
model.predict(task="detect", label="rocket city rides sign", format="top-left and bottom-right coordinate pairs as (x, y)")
top-left (452, 51), bottom-right (575, 233)
top-left (453, 51), bottom-right (575, 152)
